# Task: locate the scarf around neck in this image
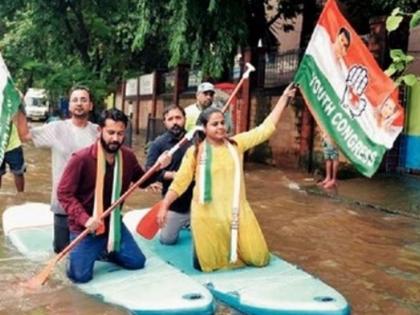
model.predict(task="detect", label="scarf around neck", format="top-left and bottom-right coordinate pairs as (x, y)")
top-left (93, 141), bottom-right (123, 252)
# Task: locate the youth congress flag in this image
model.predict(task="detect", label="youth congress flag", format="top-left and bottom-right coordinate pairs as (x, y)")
top-left (294, 0), bottom-right (404, 177)
top-left (0, 53), bottom-right (21, 165)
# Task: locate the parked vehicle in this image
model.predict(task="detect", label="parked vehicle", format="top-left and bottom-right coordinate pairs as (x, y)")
top-left (24, 88), bottom-right (49, 121)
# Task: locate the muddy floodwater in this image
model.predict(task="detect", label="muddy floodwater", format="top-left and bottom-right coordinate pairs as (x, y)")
top-left (0, 127), bottom-right (419, 315)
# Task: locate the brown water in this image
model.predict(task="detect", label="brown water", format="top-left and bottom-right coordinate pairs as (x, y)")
top-left (1, 128), bottom-right (419, 314)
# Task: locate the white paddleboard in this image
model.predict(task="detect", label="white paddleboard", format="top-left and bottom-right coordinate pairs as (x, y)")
top-left (2, 203), bottom-right (215, 315)
top-left (124, 209), bottom-right (351, 315)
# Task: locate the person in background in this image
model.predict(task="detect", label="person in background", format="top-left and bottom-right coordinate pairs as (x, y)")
top-left (184, 82), bottom-right (232, 134)
top-left (319, 132), bottom-right (339, 189)
top-left (16, 85), bottom-right (99, 253)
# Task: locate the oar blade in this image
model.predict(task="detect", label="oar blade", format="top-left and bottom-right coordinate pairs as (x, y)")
top-left (23, 258), bottom-right (57, 289)
top-left (136, 202), bottom-right (162, 239)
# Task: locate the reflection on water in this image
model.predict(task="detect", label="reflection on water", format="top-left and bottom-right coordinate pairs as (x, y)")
top-left (1, 129), bottom-right (420, 314)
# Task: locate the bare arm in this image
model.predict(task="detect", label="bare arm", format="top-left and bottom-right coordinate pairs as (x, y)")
top-left (157, 189), bottom-right (179, 227)
top-left (12, 110), bottom-right (31, 142)
top-left (267, 83), bottom-right (296, 125)
top-left (163, 171), bottom-right (176, 180)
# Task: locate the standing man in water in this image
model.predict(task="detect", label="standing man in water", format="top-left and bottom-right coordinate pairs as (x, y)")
top-left (17, 86), bottom-right (99, 253)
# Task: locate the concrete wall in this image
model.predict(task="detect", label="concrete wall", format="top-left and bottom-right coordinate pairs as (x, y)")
top-left (248, 94), bottom-right (301, 168)
top-left (179, 94), bottom-right (196, 109)
top-left (248, 92), bottom-right (350, 171)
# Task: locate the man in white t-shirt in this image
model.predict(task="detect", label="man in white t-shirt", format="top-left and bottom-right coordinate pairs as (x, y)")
top-left (184, 82), bottom-right (232, 133)
top-left (17, 86), bottom-right (99, 253)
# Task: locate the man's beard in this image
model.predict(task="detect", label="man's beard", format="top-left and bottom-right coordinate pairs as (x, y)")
top-left (100, 136), bottom-right (123, 153)
top-left (71, 107), bottom-right (89, 119)
top-left (168, 124), bottom-right (185, 138)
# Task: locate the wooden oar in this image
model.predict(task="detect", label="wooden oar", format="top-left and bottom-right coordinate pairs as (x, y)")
top-left (136, 64), bottom-right (256, 239)
top-left (221, 62), bottom-right (255, 113)
top-left (25, 161), bottom-right (163, 289)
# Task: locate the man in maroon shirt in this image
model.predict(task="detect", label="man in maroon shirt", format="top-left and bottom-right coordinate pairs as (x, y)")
top-left (58, 108), bottom-right (167, 283)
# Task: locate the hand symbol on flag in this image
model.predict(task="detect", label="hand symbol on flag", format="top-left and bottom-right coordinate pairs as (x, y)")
top-left (341, 65), bottom-right (368, 118)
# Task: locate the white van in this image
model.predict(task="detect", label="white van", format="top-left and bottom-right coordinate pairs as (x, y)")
top-left (24, 88), bottom-right (49, 121)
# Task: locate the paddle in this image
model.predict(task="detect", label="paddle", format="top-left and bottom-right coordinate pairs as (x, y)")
top-left (135, 125), bottom-right (204, 239)
top-left (136, 63), bottom-right (256, 240)
top-left (136, 201), bottom-right (163, 239)
top-left (221, 62), bottom-right (255, 113)
top-left (25, 159), bottom-right (165, 289)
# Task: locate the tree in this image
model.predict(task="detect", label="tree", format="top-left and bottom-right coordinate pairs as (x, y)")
top-left (385, 7), bottom-right (420, 86)
top-left (1, 0), bottom-right (418, 105)
top-left (132, 0), bottom-right (304, 78)
top-left (0, 1), bottom-right (149, 105)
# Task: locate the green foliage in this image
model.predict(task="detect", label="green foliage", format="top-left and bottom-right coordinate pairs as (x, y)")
top-left (337, 1), bottom-right (419, 34)
top-left (384, 6), bottom-right (420, 86)
top-left (3, 0), bottom-right (300, 101)
top-left (133, 0), bottom-right (303, 78)
top-left (0, 0), bottom-right (148, 107)
top-left (133, 0), bottom-right (248, 78)
top-left (401, 74), bottom-right (418, 86)
top-left (385, 6), bottom-right (420, 31)
top-left (409, 10), bottom-right (420, 28)
top-left (386, 15), bottom-right (404, 31)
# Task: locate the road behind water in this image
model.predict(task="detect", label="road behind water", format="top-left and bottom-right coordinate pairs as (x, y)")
top-left (0, 127), bottom-right (419, 315)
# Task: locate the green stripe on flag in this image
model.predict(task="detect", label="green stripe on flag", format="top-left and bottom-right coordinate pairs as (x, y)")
top-left (0, 77), bottom-right (21, 165)
top-left (295, 55), bottom-right (386, 177)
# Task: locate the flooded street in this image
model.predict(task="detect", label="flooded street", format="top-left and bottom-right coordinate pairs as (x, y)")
top-left (247, 167), bottom-right (420, 315)
top-left (1, 126), bottom-right (419, 314)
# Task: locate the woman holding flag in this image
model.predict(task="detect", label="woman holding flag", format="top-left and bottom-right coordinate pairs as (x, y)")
top-left (157, 84), bottom-right (295, 272)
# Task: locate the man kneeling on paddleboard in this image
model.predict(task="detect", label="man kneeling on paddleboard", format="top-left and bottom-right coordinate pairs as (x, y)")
top-left (146, 105), bottom-right (194, 245)
top-left (57, 109), bottom-right (170, 283)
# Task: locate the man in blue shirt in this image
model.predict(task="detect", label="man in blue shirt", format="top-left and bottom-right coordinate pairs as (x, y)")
top-left (146, 105), bottom-right (193, 244)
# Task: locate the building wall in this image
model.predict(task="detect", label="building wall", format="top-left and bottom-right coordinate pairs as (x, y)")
top-left (248, 91), bottom-right (350, 170)
top-left (266, 0), bottom-right (303, 52)
top-left (179, 94), bottom-right (196, 109)
top-left (138, 100), bottom-right (154, 130)
top-left (270, 103), bottom-right (301, 168)
top-left (248, 94), bottom-right (301, 168)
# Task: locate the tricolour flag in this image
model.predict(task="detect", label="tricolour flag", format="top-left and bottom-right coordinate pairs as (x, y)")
top-left (0, 53), bottom-right (21, 165)
top-left (294, 0), bottom-right (404, 177)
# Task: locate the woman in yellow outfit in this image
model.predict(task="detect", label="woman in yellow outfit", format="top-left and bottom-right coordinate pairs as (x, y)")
top-left (158, 83), bottom-right (295, 272)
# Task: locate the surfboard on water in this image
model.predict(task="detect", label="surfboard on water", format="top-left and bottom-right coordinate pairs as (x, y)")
top-left (2, 203), bottom-right (215, 315)
top-left (123, 209), bottom-right (351, 315)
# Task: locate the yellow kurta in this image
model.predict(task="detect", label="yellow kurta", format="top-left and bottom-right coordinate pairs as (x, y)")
top-left (169, 117), bottom-right (276, 272)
